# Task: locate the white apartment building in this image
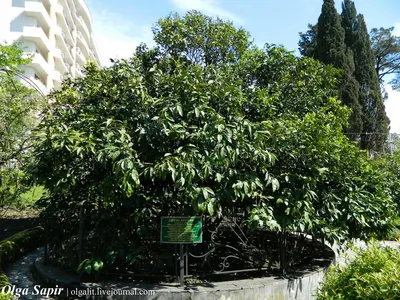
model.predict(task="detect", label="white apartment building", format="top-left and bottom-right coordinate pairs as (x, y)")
top-left (0, 0), bottom-right (101, 94)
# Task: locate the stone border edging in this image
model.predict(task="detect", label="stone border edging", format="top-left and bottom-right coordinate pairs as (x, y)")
top-left (32, 247), bottom-right (334, 300)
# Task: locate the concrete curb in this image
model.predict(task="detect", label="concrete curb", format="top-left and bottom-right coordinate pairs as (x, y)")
top-left (32, 250), bottom-right (334, 300)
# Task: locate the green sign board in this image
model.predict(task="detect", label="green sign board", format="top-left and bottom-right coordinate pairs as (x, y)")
top-left (161, 216), bottom-right (202, 244)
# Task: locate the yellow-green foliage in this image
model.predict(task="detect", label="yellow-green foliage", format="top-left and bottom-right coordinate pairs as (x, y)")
top-left (0, 226), bottom-right (44, 269)
top-left (317, 242), bottom-right (400, 299)
top-left (0, 226), bottom-right (44, 291)
top-left (0, 270), bottom-right (10, 292)
top-left (0, 292), bottom-right (13, 300)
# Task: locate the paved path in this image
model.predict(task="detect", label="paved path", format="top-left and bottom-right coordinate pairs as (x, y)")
top-left (4, 247), bottom-right (56, 300)
top-left (4, 240), bottom-right (400, 299)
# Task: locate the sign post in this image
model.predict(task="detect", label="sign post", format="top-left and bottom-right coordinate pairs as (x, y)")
top-left (160, 216), bottom-right (203, 286)
top-left (179, 244), bottom-right (184, 286)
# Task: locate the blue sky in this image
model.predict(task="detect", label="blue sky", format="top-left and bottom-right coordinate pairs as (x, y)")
top-left (85, 0), bottom-right (400, 133)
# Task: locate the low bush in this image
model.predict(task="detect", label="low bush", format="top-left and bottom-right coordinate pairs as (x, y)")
top-left (0, 293), bottom-right (12, 300)
top-left (0, 226), bottom-right (44, 294)
top-left (0, 226), bottom-right (44, 269)
top-left (317, 242), bottom-right (400, 299)
top-left (0, 271), bottom-right (11, 299)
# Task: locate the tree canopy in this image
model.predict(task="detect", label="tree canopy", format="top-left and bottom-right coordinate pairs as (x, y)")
top-left (370, 26), bottom-right (400, 90)
top-left (27, 11), bottom-right (396, 267)
top-left (0, 42), bottom-right (46, 210)
top-left (299, 0), bottom-right (389, 153)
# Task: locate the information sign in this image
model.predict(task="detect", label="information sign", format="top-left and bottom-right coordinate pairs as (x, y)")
top-left (160, 216), bottom-right (202, 244)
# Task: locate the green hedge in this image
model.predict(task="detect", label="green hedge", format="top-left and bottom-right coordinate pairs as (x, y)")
top-left (0, 292), bottom-right (12, 300)
top-left (0, 226), bottom-right (44, 294)
top-left (317, 242), bottom-right (400, 299)
top-left (0, 226), bottom-right (44, 269)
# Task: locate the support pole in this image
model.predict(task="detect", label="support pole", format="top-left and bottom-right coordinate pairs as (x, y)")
top-left (180, 244), bottom-right (184, 287)
top-left (78, 205), bottom-right (84, 264)
top-left (44, 218), bottom-right (48, 265)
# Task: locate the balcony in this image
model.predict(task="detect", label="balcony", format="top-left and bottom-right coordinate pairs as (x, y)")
top-left (76, 31), bottom-right (89, 57)
top-left (22, 26), bottom-right (53, 54)
top-left (54, 4), bottom-right (74, 44)
top-left (58, 0), bottom-right (74, 27)
top-left (54, 26), bottom-right (74, 59)
top-left (25, 0), bottom-right (53, 31)
top-left (75, 65), bottom-right (84, 77)
top-left (54, 55), bottom-right (70, 75)
top-left (75, 0), bottom-right (92, 32)
top-left (31, 77), bottom-right (49, 95)
top-left (75, 47), bottom-right (86, 66)
top-left (53, 71), bottom-right (63, 90)
top-left (28, 51), bottom-right (53, 80)
top-left (53, 46), bottom-right (72, 66)
top-left (75, 13), bottom-right (90, 43)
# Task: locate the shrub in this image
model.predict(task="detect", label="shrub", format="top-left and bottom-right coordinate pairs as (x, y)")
top-left (0, 226), bottom-right (44, 293)
top-left (317, 242), bottom-right (400, 299)
top-left (0, 271), bottom-right (11, 299)
top-left (0, 292), bottom-right (12, 300)
top-left (26, 12), bottom-right (396, 274)
top-left (0, 226), bottom-right (44, 269)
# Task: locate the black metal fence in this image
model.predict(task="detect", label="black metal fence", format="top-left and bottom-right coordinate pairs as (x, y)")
top-left (43, 212), bottom-right (334, 282)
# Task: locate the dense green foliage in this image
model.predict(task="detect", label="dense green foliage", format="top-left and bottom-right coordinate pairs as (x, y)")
top-left (317, 243), bottom-right (400, 299)
top-left (316, 0), bottom-right (347, 68)
top-left (27, 12), bottom-right (396, 272)
top-left (0, 42), bottom-right (43, 164)
top-left (153, 12), bottom-right (251, 66)
top-left (0, 42), bottom-right (47, 211)
top-left (347, 10), bottom-right (389, 150)
top-left (0, 226), bottom-right (44, 269)
top-left (299, 0), bottom-right (389, 153)
top-left (299, 24), bottom-right (317, 58)
top-left (311, 0), bottom-right (362, 143)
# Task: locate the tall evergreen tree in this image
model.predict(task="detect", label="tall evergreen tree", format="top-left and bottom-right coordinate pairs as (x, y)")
top-left (341, 1), bottom-right (389, 150)
top-left (299, 0), bottom-right (389, 152)
top-left (315, 0), bottom-right (346, 68)
top-left (341, 0), bottom-right (358, 48)
top-left (341, 49), bottom-right (363, 138)
top-left (352, 14), bottom-right (389, 151)
top-left (298, 24), bottom-right (318, 58)
top-left (314, 0), bottom-right (363, 141)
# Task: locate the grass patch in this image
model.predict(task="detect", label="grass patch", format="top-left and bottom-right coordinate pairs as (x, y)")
top-left (18, 185), bottom-right (46, 207)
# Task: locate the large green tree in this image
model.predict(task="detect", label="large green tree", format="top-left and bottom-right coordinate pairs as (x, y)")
top-left (314, 0), bottom-right (363, 141)
top-left (315, 0), bottom-right (347, 68)
top-left (370, 26), bottom-right (400, 90)
top-left (0, 42), bottom-right (46, 210)
top-left (299, 0), bottom-right (389, 152)
top-left (153, 11), bottom-right (251, 66)
top-left (352, 15), bottom-right (389, 150)
top-left (27, 12), bottom-right (395, 273)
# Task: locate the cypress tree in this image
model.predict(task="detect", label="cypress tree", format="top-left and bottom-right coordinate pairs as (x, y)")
top-left (341, 0), bottom-right (389, 151)
top-left (315, 0), bottom-right (363, 140)
top-left (341, 0), bottom-right (358, 48)
top-left (341, 49), bottom-right (363, 138)
top-left (316, 0), bottom-right (346, 68)
top-left (352, 14), bottom-right (389, 151)
top-left (298, 24), bottom-right (318, 58)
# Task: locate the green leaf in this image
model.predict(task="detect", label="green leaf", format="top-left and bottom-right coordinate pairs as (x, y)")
top-left (177, 105), bottom-right (183, 116)
top-left (271, 178), bottom-right (279, 192)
